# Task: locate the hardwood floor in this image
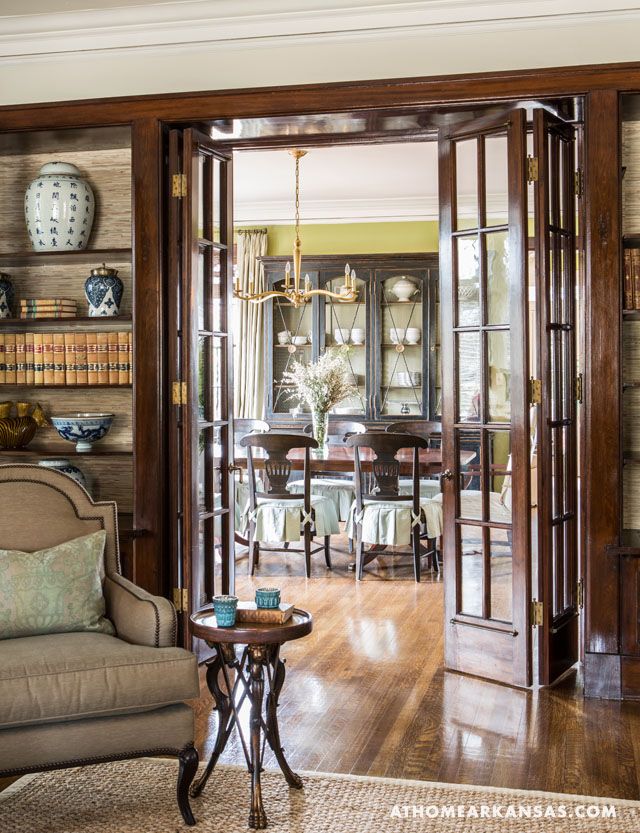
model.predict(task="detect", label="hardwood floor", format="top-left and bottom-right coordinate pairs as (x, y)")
top-left (193, 535), bottom-right (640, 800)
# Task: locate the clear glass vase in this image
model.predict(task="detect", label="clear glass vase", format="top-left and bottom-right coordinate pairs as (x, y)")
top-left (311, 408), bottom-right (329, 453)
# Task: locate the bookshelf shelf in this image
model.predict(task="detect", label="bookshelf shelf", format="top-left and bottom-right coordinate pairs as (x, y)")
top-left (0, 448), bottom-right (133, 457)
top-left (0, 248), bottom-right (132, 267)
top-left (0, 316), bottom-right (133, 329)
top-left (0, 384), bottom-right (132, 389)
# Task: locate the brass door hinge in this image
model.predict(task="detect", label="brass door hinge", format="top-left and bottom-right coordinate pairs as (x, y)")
top-left (527, 155), bottom-right (539, 183)
top-left (574, 167), bottom-right (584, 198)
top-left (171, 380), bottom-right (187, 405)
top-left (531, 599), bottom-right (544, 627)
top-left (577, 577), bottom-right (584, 609)
top-left (172, 173), bottom-right (187, 198)
top-left (529, 377), bottom-right (542, 406)
top-left (173, 587), bottom-right (188, 612)
top-left (575, 373), bottom-right (583, 403)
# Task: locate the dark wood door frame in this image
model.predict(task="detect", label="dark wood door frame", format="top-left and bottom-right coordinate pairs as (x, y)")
top-left (0, 60), bottom-right (630, 697)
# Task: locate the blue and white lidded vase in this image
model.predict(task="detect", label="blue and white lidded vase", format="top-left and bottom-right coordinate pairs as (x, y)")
top-left (84, 264), bottom-right (124, 317)
top-left (24, 162), bottom-right (95, 252)
top-left (37, 458), bottom-right (88, 491)
top-left (0, 274), bottom-right (14, 319)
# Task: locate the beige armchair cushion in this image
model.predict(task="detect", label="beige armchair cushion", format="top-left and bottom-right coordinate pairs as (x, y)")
top-left (0, 631), bottom-right (199, 728)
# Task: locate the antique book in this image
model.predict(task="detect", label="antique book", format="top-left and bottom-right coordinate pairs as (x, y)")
top-left (117, 331), bottom-right (129, 385)
top-left (75, 332), bottom-right (88, 385)
top-left (20, 298), bottom-right (76, 307)
top-left (234, 602), bottom-right (294, 625)
top-left (33, 332), bottom-right (44, 385)
top-left (42, 332), bottom-right (55, 385)
top-left (15, 333), bottom-right (26, 384)
top-left (86, 332), bottom-right (98, 385)
top-left (128, 331), bottom-right (133, 384)
top-left (107, 331), bottom-right (119, 385)
top-left (25, 332), bottom-right (34, 385)
top-left (0, 333), bottom-right (5, 384)
top-left (625, 249), bottom-right (634, 310)
top-left (96, 332), bottom-right (109, 384)
top-left (4, 333), bottom-right (16, 384)
top-left (20, 310), bottom-right (77, 320)
top-left (53, 333), bottom-right (65, 385)
top-left (64, 332), bottom-right (77, 385)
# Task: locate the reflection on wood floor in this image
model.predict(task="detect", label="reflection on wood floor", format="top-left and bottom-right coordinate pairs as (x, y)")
top-left (194, 533), bottom-right (640, 800)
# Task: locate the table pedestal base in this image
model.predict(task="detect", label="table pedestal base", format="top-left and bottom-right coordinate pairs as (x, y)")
top-left (191, 642), bottom-right (302, 829)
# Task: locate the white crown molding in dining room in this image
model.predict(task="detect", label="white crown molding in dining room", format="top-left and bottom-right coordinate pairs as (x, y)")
top-left (234, 193), bottom-right (507, 225)
top-left (1, 0), bottom-right (640, 62)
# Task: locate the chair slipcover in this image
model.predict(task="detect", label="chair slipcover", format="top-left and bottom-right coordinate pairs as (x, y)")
top-left (240, 494), bottom-right (339, 543)
top-left (346, 499), bottom-right (427, 547)
top-left (421, 490), bottom-right (512, 540)
top-left (235, 475), bottom-right (263, 530)
top-left (398, 478), bottom-right (441, 501)
top-left (288, 477), bottom-right (355, 521)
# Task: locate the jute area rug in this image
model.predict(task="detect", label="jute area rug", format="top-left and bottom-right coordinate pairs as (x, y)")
top-left (1, 758), bottom-right (639, 832)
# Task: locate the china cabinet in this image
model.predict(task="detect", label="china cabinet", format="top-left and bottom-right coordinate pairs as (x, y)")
top-left (261, 253), bottom-right (439, 425)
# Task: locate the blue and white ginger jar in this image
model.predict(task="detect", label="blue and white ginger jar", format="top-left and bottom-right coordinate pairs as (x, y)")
top-left (37, 458), bottom-right (88, 491)
top-left (85, 264), bottom-right (123, 317)
top-left (24, 162), bottom-right (95, 252)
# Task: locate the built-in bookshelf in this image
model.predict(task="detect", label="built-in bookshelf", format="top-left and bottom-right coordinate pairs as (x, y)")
top-left (0, 125), bottom-right (135, 556)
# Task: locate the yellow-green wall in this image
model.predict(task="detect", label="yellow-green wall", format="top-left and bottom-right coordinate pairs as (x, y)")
top-left (236, 221), bottom-right (439, 255)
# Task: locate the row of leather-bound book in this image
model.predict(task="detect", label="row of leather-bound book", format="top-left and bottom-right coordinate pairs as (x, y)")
top-left (0, 331), bottom-right (132, 385)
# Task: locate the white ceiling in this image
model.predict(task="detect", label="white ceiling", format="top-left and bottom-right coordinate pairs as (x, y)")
top-left (233, 140), bottom-right (506, 224)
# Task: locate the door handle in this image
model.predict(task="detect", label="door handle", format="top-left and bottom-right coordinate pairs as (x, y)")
top-left (441, 469), bottom-right (454, 481)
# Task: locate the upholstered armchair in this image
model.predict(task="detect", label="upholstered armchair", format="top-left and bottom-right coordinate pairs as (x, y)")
top-left (0, 464), bottom-right (200, 825)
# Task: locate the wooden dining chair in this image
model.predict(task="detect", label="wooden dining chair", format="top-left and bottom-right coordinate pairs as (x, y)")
top-left (239, 432), bottom-right (339, 577)
top-left (346, 432), bottom-right (434, 582)
top-left (385, 420), bottom-right (442, 500)
top-left (289, 421), bottom-right (367, 524)
top-left (385, 420), bottom-right (442, 446)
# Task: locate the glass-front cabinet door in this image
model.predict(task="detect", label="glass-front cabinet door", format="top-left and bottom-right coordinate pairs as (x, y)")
top-left (319, 268), bottom-right (371, 418)
top-left (264, 267), bottom-right (317, 418)
top-left (373, 268), bottom-right (436, 419)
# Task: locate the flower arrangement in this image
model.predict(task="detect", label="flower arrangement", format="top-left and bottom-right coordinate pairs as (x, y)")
top-left (283, 349), bottom-right (356, 447)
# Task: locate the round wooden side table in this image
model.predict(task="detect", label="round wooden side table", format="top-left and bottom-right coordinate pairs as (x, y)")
top-left (189, 607), bottom-right (313, 829)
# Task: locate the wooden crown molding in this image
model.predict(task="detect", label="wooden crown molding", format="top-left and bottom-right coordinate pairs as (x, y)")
top-left (2, 0), bottom-right (640, 61)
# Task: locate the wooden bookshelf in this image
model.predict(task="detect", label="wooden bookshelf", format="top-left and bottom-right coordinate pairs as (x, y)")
top-left (0, 248), bottom-right (132, 268)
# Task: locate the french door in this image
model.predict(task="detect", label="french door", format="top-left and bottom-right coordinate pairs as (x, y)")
top-left (439, 107), bottom-right (580, 688)
top-left (168, 128), bottom-right (235, 649)
top-left (439, 109), bottom-right (532, 687)
top-left (533, 111), bottom-right (580, 685)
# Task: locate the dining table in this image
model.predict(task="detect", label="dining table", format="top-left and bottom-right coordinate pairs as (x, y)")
top-left (233, 444), bottom-right (475, 476)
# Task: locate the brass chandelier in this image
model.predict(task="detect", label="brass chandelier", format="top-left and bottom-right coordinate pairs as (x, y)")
top-left (233, 149), bottom-right (358, 308)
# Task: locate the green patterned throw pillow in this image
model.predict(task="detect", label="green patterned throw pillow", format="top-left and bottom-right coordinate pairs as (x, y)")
top-left (0, 530), bottom-right (114, 639)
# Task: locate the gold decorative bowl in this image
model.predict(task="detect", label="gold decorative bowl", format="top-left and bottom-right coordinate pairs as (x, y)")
top-left (0, 416), bottom-right (37, 450)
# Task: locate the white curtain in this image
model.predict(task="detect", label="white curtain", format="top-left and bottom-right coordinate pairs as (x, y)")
top-left (234, 228), bottom-right (268, 418)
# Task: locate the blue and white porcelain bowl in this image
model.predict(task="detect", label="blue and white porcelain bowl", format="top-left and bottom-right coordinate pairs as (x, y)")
top-left (50, 413), bottom-right (113, 453)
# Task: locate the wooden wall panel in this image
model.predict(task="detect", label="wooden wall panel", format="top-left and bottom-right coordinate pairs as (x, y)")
top-left (583, 90), bottom-right (621, 665)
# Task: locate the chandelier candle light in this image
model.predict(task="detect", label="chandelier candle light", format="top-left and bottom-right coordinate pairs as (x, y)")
top-left (233, 149), bottom-right (357, 307)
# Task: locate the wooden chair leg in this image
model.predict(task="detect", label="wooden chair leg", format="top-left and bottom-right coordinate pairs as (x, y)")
top-left (355, 527), bottom-right (364, 581)
top-left (412, 525), bottom-right (421, 583)
top-left (177, 745), bottom-right (199, 826)
top-left (247, 525), bottom-right (256, 576)
top-left (324, 535), bottom-right (332, 569)
top-left (430, 538), bottom-right (440, 574)
top-left (348, 537), bottom-right (353, 554)
top-left (303, 526), bottom-right (312, 578)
